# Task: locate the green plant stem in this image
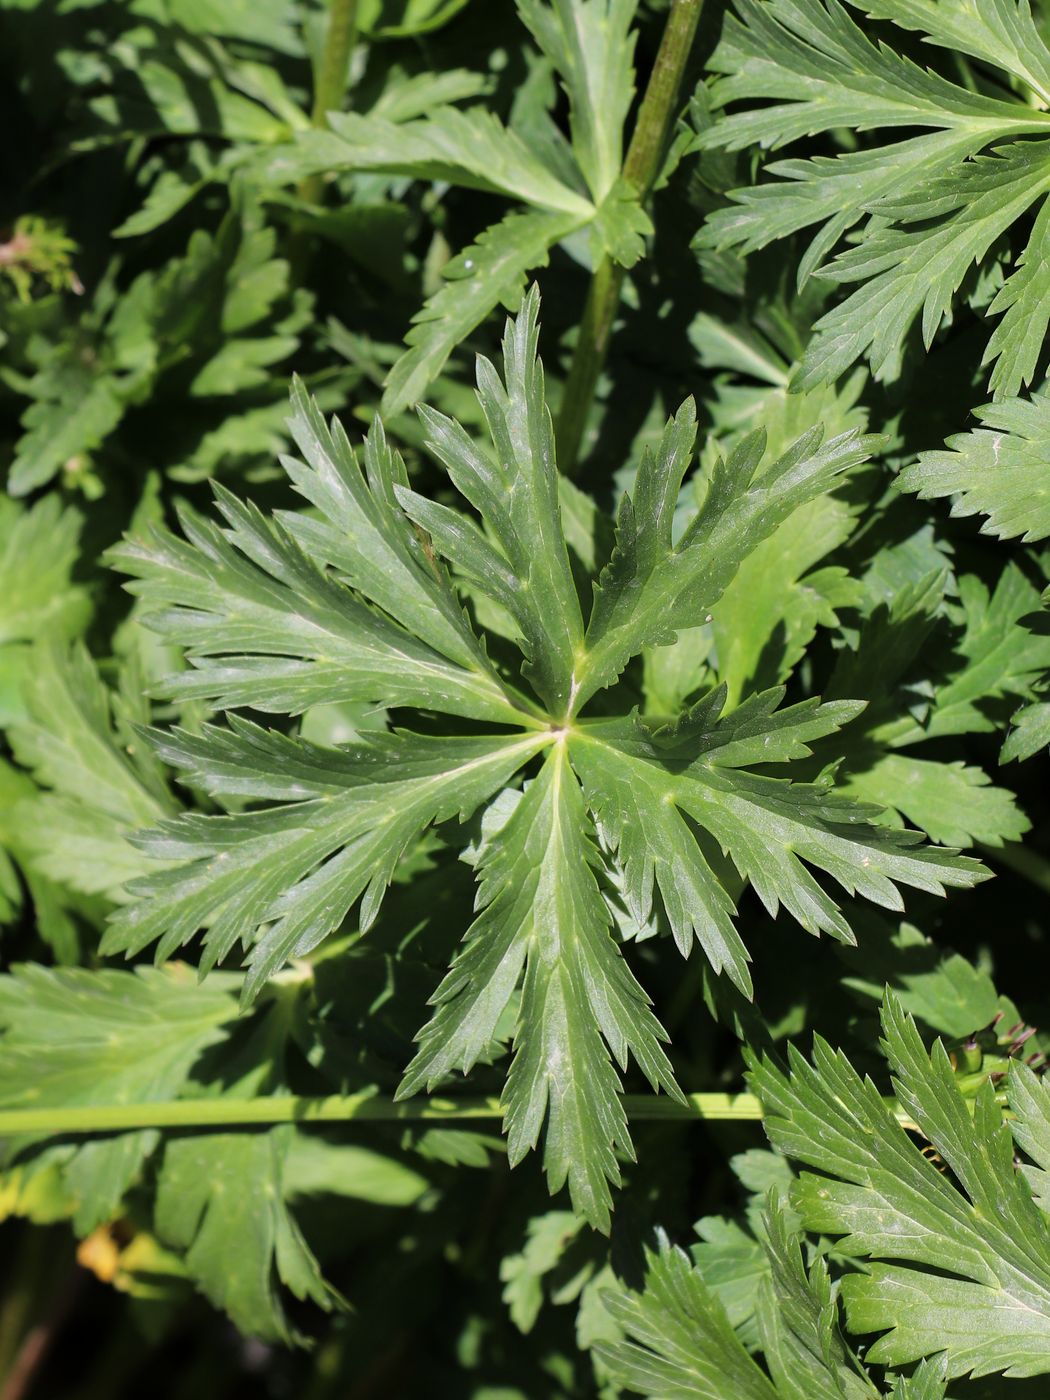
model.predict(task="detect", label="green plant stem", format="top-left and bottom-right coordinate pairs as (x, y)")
top-left (557, 0), bottom-right (704, 475)
top-left (298, 0), bottom-right (359, 209)
top-left (0, 1090), bottom-right (919, 1137)
top-left (0, 1092), bottom-right (758, 1134)
top-left (557, 258), bottom-right (625, 477)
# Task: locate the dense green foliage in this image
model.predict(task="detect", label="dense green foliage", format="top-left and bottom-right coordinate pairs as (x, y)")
top-left (2, 0), bottom-right (1050, 1395)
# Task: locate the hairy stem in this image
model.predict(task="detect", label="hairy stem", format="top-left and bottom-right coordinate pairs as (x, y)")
top-left (298, 0), bottom-right (359, 208)
top-left (0, 1090), bottom-right (917, 1137)
top-left (557, 0), bottom-right (704, 476)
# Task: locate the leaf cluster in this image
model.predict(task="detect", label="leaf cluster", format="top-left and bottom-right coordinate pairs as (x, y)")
top-left (3, 0), bottom-right (1050, 1391)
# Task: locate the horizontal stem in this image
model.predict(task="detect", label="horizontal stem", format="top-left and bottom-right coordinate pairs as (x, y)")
top-left (0, 1091), bottom-right (916, 1137)
top-left (0, 1093), bottom-right (759, 1135)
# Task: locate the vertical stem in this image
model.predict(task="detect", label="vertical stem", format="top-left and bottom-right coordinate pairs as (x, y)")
top-left (557, 0), bottom-right (705, 476)
top-left (621, 0), bottom-right (706, 196)
top-left (298, 0), bottom-right (360, 208)
top-left (556, 260), bottom-right (627, 481)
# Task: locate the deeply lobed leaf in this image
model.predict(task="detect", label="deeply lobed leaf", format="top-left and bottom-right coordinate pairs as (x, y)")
top-left (104, 294), bottom-right (986, 1226)
top-left (751, 994), bottom-right (1050, 1379)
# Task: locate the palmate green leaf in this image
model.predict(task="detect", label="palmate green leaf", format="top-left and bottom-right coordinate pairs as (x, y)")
top-left (597, 1202), bottom-right (940, 1398)
top-left (106, 293), bottom-right (985, 1225)
top-left (751, 992), bottom-right (1050, 1381)
top-left (698, 0), bottom-right (1050, 397)
top-left (259, 0), bottom-right (653, 412)
top-left (0, 964), bottom-right (239, 1233)
top-left (900, 388), bottom-right (1050, 543)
